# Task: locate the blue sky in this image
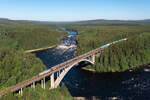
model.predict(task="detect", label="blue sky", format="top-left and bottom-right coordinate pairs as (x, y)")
top-left (0, 0), bottom-right (150, 21)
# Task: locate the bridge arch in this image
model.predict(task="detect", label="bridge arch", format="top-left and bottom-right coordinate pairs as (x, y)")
top-left (54, 58), bottom-right (94, 88)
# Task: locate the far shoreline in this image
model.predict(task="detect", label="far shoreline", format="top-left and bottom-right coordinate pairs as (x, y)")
top-left (81, 63), bottom-right (150, 73)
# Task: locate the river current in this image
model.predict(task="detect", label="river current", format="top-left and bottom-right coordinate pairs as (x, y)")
top-left (36, 29), bottom-right (150, 100)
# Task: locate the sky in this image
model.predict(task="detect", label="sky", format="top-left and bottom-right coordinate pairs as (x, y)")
top-left (0, 0), bottom-right (150, 21)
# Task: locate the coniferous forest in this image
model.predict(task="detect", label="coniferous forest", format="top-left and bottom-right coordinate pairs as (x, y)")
top-left (0, 19), bottom-right (150, 99)
top-left (1, 0), bottom-right (150, 99)
top-left (0, 19), bottom-right (74, 100)
top-left (87, 33), bottom-right (150, 72)
top-left (69, 22), bottom-right (150, 72)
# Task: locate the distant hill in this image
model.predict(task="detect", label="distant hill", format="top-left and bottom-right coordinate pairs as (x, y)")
top-left (135, 19), bottom-right (150, 22)
top-left (67, 19), bottom-right (142, 26)
top-left (0, 18), bottom-right (19, 25)
top-left (0, 18), bottom-right (57, 26)
top-left (0, 18), bottom-right (150, 26)
top-left (68, 19), bottom-right (150, 26)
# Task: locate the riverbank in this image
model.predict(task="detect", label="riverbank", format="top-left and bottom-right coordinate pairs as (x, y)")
top-left (0, 27), bottom-right (77, 100)
top-left (34, 26), bottom-right (150, 99)
top-left (74, 96), bottom-right (102, 100)
top-left (81, 63), bottom-right (150, 73)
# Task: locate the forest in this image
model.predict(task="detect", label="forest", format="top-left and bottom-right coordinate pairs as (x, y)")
top-left (87, 33), bottom-right (150, 72)
top-left (68, 22), bottom-right (150, 72)
top-left (0, 84), bottom-right (74, 100)
top-left (0, 19), bottom-right (73, 100)
top-left (0, 20), bottom-right (66, 89)
top-left (0, 25), bottom-right (66, 50)
top-left (1, 18), bottom-right (150, 99)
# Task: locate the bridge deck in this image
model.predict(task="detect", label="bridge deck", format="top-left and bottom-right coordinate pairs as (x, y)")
top-left (0, 47), bottom-right (103, 96)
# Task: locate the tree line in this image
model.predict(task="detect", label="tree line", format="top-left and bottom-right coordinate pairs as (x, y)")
top-left (72, 24), bottom-right (150, 72)
top-left (0, 23), bottom-right (74, 100)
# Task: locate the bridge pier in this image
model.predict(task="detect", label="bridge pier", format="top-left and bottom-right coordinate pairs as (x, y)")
top-left (33, 82), bottom-right (35, 88)
top-left (43, 77), bottom-right (45, 89)
top-left (31, 82), bottom-right (35, 88)
top-left (50, 73), bottom-right (55, 88)
top-left (19, 88), bottom-right (23, 95)
top-left (41, 77), bottom-right (45, 89)
top-left (58, 70), bottom-right (61, 76)
top-left (92, 54), bottom-right (95, 63)
top-left (41, 78), bottom-right (45, 89)
top-left (41, 79), bottom-right (43, 88)
top-left (0, 47), bottom-right (104, 96)
top-left (57, 71), bottom-right (59, 77)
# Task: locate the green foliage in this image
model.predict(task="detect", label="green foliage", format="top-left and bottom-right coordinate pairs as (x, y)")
top-left (0, 49), bottom-right (46, 90)
top-left (0, 84), bottom-right (74, 100)
top-left (71, 23), bottom-right (150, 72)
top-left (0, 25), bottom-right (66, 50)
top-left (74, 25), bottom-right (150, 55)
top-left (85, 33), bottom-right (150, 72)
top-left (0, 21), bottom-right (66, 89)
top-left (1, 19), bottom-right (150, 99)
top-left (0, 19), bottom-right (74, 99)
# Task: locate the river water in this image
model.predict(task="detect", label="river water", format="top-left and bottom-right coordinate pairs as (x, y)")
top-left (36, 29), bottom-right (150, 100)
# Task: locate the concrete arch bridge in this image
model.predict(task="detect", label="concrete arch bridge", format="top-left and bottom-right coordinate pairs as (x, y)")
top-left (0, 38), bottom-right (127, 96)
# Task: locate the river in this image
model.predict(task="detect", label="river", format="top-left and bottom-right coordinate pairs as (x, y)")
top-left (36, 29), bottom-right (150, 100)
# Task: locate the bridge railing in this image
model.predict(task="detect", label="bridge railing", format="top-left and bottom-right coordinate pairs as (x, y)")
top-left (0, 38), bottom-right (128, 96)
top-left (0, 46), bottom-right (104, 96)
